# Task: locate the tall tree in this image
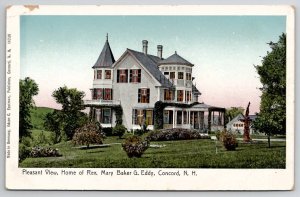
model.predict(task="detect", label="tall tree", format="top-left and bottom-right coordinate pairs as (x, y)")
top-left (253, 33), bottom-right (286, 147)
top-left (19, 77), bottom-right (39, 139)
top-left (50, 86), bottom-right (88, 140)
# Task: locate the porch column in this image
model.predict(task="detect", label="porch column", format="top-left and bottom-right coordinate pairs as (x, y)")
top-left (188, 110), bottom-right (191, 129)
top-left (198, 111), bottom-right (200, 130)
top-left (182, 110), bottom-right (184, 125)
top-left (208, 110), bottom-right (211, 131)
top-left (173, 109), bottom-right (176, 128)
top-left (175, 110), bottom-right (177, 128)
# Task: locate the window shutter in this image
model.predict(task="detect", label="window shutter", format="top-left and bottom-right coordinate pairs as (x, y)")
top-left (125, 69), bottom-right (128, 82)
top-left (138, 69), bottom-right (141, 82)
top-left (129, 70), bottom-right (133, 82)
top-left (138, 89), bottom-right (141, 103)
top-left (147, 89), bottom-right (150, 103)
top-left (111, 89), bottom-right (113, 100)
top-left (117, 70), bottom-right (120, 83)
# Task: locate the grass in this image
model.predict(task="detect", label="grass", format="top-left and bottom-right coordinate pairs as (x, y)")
top-left (20, 130), bottom-right (286, 168)
top-left (30, 107), bottom-right (54, 130)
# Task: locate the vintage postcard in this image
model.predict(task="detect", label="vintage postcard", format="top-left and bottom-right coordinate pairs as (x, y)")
top-left (5, 5), bottom-right (294, 190)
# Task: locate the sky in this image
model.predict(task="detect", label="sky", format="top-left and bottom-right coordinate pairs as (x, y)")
top-left (20, 15), bottom-right (286, 114)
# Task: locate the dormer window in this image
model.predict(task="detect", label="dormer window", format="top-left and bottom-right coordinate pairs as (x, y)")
top-left (105, 70), bottom-right (111, 79)
top-left (130, 69), bottom-right (141, 83)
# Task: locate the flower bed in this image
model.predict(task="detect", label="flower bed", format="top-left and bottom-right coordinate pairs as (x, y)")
top-left (146, 128), bottom-right (211, 141)
top-left (29, 147), bottom-right (62, 158)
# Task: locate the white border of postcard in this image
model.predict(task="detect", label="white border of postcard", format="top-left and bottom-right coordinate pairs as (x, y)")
top-left (5, 5), bottom-right (295, 190)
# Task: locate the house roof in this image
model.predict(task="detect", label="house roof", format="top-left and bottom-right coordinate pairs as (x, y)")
top-left (92, 37), bottom-right (115, 68)
top-left (192, 84), bottom-right (201, 95)
top-left (127, 49), bottom-right (173, 88)
top-left (226, 113), bottom-right (245, 126)
top-left (158, 51), bottom-right (194, 66)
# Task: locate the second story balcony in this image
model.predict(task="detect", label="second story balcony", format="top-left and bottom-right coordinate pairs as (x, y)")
top-left (84, 99), bottom-right (121, 106)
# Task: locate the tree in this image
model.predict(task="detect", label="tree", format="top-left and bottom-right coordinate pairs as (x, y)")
top-left (253, 33), bottom-right (286, 148)
top-left (72, 122), bottom-right (104, 149)
top-left (44, 110), bottom-right (61, 144)
top-left (19, 77), bottom-right (39, 139)
top-left (49, 86), bottom-right (88, 140)
top-left (225, 107), bottom-right (244, 123)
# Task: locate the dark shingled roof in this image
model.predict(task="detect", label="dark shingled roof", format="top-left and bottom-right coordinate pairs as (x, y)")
top-left (92, 38), bottom-right (115, 68)
top-left (158, 51), bottom-right (194, 66)
top-left (127, 49), bottom-right (173, 88)
top-left (192, 84), bottom-right (201, 95)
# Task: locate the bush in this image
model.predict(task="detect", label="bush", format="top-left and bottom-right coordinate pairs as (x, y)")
top-left (19, 143), bottom-right (31, 162)
top-left (122, 132), bottom-right (134, 139)
top-left (122, 136), bottom-right (149, 158)
top-left (102, 127), bottom-right (113, 136)
top-left (112, 124), bottom-right (127, 138)
top-left (146, 128), bottom-right (211, 141)
top-left (221, 131), bottom-right (238, 151)
top-left (29, 147), bottom-right (62, 157)
top-left (72, 122), bottom-right (105, 148)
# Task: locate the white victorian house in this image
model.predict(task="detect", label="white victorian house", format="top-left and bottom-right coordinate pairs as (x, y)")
top-left (84, 35), bottom-right (225, 132)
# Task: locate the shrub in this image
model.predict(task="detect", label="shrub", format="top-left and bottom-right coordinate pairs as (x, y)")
top-left (102, 127), bottom-right (113, 136)
top-left (19, 143), bottom-right (31, 162)
top-left (112, 124), bottom-right (127, 138)
top-left (122, 132), bottom-right (134, 139)
top-left (222, 131), bottom-right (238, 151)
top-left (146, 128), bottom-right (211, 141)
top-left (72, 122), bottom-right (105, 148)
top-left (122, 136), bottom-right (149, 158)
top-left (29, 147), bottom-right (62, 157)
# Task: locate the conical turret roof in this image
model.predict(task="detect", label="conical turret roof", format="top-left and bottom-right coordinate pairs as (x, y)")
top-left (92, 34), bottom-right (115, 68)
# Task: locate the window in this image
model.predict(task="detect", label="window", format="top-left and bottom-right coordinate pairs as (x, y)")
top-left (138, 88), bottom-right (150, 103)
top-left (178, 72), bottom-right (184, 79)
top-left (103, 88), bottom-right (112, 100)
top-left (185, 91), bottom-right (191, 102)
top-left (93, 88), bottom-right (103, 100)
top-left (117, 69), bottom-right (128, 83)
top-left (130, 69), bottom-right (141, 83)
top-left (101, 108), bottom-right (111, 124)
top-left (177, 111), bottom-right (182, 124)
top-left (105, 70), bottom-right (111, 79)
top-left (177, 90), bottom-right (184, 102)
top-left (132, 109), bottom-right (154, 125)
top-left (170, 72), bottom-right (175, 79)
top-left (186, 73), bottom-right (191, 81)
top-left (183, 111), bottom-right (188, 124)
top-left (164, 89), bottom-right (173, 101)
top-left (95, 70), bottom-right (102, 79)
top-left (145, 110), bottom-right (153, 125)
top-left (164, 72), bottom-right (169, 76)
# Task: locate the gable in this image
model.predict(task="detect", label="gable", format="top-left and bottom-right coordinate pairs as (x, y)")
top-left (226, 113), bottom-right (245, 126)
top-left (113, 52), bottom-right (160, 86)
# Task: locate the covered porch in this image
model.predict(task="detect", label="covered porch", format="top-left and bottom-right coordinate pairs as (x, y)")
top-left (163, 103), bottom-right (225, 133)
top-left (84, 100), bottom-right (121, 128)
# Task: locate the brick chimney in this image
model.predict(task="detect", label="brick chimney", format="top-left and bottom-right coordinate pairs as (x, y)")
top-left (157, 45), bottom-right (163, 59)
top-left (142, 40), bottom-right (148, 55)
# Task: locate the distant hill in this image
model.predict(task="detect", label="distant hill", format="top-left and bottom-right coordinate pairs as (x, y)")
top-left (30, 107), bottom-right (54, 130)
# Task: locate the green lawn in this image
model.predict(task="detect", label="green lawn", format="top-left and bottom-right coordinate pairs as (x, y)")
top-left (20, 131), bottom-right (286, 168)
top-left (30, 107), bottom-right (54, 130)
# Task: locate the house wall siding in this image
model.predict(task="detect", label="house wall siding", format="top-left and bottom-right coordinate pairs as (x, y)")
top-left (113, 55), bottom-right (159, 130)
